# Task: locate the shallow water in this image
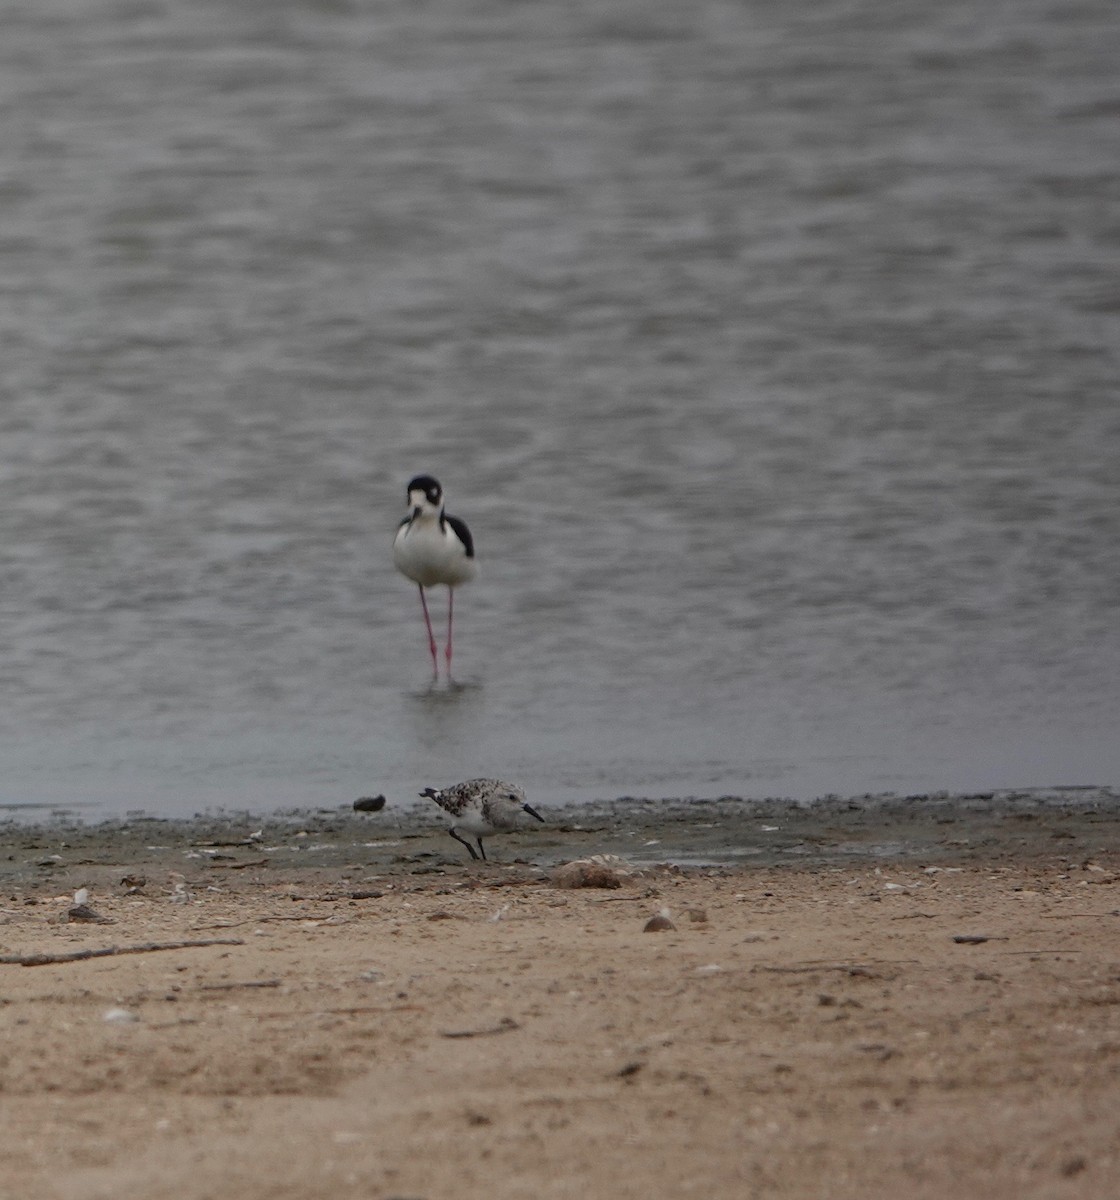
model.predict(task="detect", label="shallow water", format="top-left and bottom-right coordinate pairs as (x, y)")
top-left (1, 0), bottom-right (1118, 818)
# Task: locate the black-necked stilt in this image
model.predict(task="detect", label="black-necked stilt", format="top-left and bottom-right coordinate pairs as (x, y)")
top-left (419, 778), bottom-right (544, 861)
top-left (392, 474), bottom-right (476, 678)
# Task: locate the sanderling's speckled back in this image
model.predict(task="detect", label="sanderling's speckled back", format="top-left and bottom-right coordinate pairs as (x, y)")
top-left (420, 778), bottom-right (544, 861)
top-left (392, 474), bottom-right (476, 679)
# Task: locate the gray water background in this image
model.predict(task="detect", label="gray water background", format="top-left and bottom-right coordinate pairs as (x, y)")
top-left (1, 0), bottom-right (1118, 819)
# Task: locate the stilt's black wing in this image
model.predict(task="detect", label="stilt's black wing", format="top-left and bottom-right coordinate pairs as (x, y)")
top-left (444, 514), bottom-right (475, 559)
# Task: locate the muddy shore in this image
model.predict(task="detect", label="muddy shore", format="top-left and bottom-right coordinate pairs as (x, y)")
top-left (4, 785), bottom-right (1119, 886)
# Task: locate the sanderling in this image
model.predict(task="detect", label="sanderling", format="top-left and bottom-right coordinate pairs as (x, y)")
top-left (419, 778), bottom-right (544, 861)
top-left (392, 474), bottom-right (476, 679)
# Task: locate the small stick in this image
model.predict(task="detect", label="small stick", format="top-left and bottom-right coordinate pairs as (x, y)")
top-left (291, 891), bottom-right (385, 902)
top-left (256, 914), bottom-right (336, 923)
top-left (753, 960), bottom-right (916, 974)
top-left (256, 1004), bottom-right (424, 1019)
top-left (440, 1016), bottom-right (520, 1039)
top-left (1, 938), bottom-right (244, 967)
top-left (1040, 913), bottom-right (1119, 919)
top-left (1003, 948), bottom-right (1083, 955)
top-left (199, 979), bottom-right (281, 992)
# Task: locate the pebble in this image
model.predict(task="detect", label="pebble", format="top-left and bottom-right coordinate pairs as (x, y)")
top-left (67, 903), bottom-right (112, 924)
top-left (643, 911), bottom-right (676, 932)
top-left (103, 1007), bottom-right (139, 1025)
top-left (551, 860), bottom-right (624, 889)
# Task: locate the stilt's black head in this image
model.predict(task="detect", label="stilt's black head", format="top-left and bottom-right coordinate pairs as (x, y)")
top-left (406, 475), bottom-right (443, 509)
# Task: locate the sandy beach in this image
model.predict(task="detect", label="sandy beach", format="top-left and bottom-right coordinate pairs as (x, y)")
top-left (1, 788), bottom-right (1118, 1199)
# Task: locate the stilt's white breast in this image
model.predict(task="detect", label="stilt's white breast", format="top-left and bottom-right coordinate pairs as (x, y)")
top-left (393, 518), bottom-right (476, 588)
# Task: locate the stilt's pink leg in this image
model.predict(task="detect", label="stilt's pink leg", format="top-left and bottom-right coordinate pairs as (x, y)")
top-left (418, 585), bottom-right (439, 676)
top-left (445, 587), bottom-right (455, 675)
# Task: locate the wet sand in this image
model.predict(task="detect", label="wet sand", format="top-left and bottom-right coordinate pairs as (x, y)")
top-left (1, 787), bottom-right (1118, 1198)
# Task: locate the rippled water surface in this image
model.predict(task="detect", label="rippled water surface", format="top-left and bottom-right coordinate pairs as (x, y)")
top-left (1, 0), bottom-right (1118, 818)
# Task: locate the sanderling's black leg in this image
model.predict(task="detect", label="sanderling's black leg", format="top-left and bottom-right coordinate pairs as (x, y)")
top-left (448, 828), bottom-right (479, 860)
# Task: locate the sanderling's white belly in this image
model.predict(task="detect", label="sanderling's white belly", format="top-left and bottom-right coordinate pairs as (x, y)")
top-left (444, 809), bottom-right (497, 836)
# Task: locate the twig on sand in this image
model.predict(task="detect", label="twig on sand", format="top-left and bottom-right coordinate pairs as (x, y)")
top-left (753, 960), bottom-right (915, 974)
top-left (1, 938), bottom-right (244, 967)
top-left (440, 1016), bottom-right (520, 1039)
top-left (256, 914), bottom-right (337, 923)
top-left (1003, 948), bottom-right (1083, 955)
top-left (1040, 912), bottom-right (1120, 918)
top-left (199, 979), bottom-right (281, 991)
top-left (256, 1004), bottom-right (424, 1019)
top-left (193, 913), bottom-right (346, 929)
top-left (285, 890), bottom-right (386, 902)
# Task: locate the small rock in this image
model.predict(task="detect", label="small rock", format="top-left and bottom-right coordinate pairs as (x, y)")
top-left (551, 861), bottom-right (624, 889)
top-left (67, 904), bottom-right (113, 924)
top-left (644, 909), bottom-right (676, 933)
top-left (103, 1007), bottom-right (139, 1025)
top-left (857, 1042), bottom-right (896, 1062)
top-left (353, 795), bottom-right (386, 812)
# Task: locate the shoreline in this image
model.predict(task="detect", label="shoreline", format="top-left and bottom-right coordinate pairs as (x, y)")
top-left (2, 786), bottom-right (1117, 888)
